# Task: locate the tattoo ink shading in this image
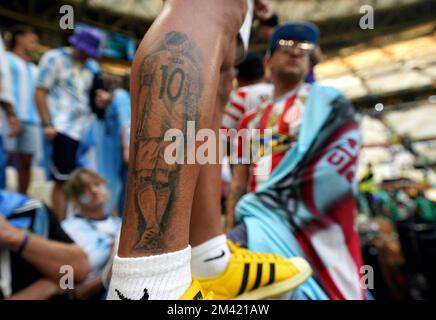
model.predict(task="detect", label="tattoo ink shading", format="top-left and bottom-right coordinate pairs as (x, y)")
top-left (130, 32), bottom-right (204, 252)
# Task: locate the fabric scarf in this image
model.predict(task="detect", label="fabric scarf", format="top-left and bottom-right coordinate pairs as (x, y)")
top-left (235, 84), bottom-right (365, 300)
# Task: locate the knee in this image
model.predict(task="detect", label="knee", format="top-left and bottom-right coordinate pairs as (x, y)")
top-left (232, 0), bottom-right (248, 26)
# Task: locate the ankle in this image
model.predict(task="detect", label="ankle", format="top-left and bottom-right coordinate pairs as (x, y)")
top-left (191, 235), bottom-right (231, 278)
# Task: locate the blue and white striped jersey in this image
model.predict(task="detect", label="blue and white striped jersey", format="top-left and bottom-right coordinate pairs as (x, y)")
top-left (62, 214), bottom-right (121, 280)
top-left (36, 47), bottom-right (100, 141)
top-left (0, 34), bottom-right (13, 106)
top-left (6, 52), bottom-right (39, 124)
top-left (0, 34), bottom-right (13, 139)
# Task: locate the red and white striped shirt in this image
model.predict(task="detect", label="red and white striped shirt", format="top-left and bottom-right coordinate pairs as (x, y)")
top-left (222, 83), bottom-right (273, 130)
top-left (238, 83), bottom-right (311, 192)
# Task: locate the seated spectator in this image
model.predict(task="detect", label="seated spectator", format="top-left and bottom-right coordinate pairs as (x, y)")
top-left (0, 190), bottom-right (90, 299)
top-left (62, 168), bottom-right (121, 299)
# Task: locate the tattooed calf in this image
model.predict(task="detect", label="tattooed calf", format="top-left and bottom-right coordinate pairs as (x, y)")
top-left (131, 31), bottom-right (204, 251)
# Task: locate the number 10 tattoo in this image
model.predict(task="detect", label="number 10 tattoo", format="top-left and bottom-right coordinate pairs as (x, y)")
top-left (130, 31), bottom-right (204, 252)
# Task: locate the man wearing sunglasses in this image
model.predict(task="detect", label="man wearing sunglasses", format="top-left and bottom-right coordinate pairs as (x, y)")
top-left (227, 22), bottom-right (365, 300)
top-left (227, 22), bottom-right (320, 218)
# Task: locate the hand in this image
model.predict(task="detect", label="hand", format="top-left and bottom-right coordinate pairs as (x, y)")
top-left (6, 278), bottom-right (62, 300)
top-left (7, 115), bottom-right (21, 137)
top-left (43, 125), bottom-right (57, 141)
top-left (254, 0), bottom-right (273, 21)
top-left (94, 89), bottom-right (112, 109)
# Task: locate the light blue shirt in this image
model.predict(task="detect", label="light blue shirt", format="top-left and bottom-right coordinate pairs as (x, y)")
top-left (62, 214), bottom-right (121, 280)
top-left (6, 52), bottom-right (39, 124)
top-left (0, 34), bottom-right (13, 138)
top-left (97, 88), bottom-right (131, 212)
top-left (0, 34), bottom-right (13, 106)
top-left (36, 47), bottom-right (100, 141)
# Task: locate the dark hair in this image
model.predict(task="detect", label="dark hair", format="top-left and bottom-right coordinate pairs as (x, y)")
top-left (259, 14), bottom-right (279, 28)
top-left (235, 51), bottom-right (265, 82)
top-left (10, 25), bottom-right (35, 49)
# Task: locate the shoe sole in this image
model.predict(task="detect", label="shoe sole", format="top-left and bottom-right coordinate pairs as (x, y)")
top-left (234, 257), bottom-right (312, 300)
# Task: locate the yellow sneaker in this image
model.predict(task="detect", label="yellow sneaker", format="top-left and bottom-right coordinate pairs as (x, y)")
top-left (180, 279), bottom-right (214, 300)
top-left (198, 241), bottom-right (312, 300)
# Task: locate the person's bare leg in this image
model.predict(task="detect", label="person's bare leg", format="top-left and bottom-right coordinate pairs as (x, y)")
top-left (189, 158), bottom-right (223, 246)
top-left (52, 181), bottom-right (67, 221)
top-left (189, 62), bottom-right (236, 279)
top-left (118, 0), bottom-right (246, 258)
top-left (17, 153), bottom-right (32, 195)
top-left (189, 16), bottom-right (314, 298)
top-left (190, 62), bottom-right (236, 247)
top-left (108, 0), bottom-right (246, 301)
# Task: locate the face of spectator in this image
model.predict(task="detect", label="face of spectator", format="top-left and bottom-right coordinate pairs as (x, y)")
top-left (17, 32), bottom-right (39, 54)
top-left (266, 39), bottom-right (311, 85)
top-left (77, 175), bottom-right (107, 213)
top-left (74, 49), bottom-right (91, 62)
top-left (405, 186), bottom-right (418, 198)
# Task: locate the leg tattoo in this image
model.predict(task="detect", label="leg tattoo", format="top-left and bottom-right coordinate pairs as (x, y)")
top-left (131, 32), bottom-right (204, 252)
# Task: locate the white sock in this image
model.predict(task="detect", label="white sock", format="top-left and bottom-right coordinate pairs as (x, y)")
top-left (191, 234), bottom-right (231, 278)
top-left (107, 246), bottom-right (191, 300)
